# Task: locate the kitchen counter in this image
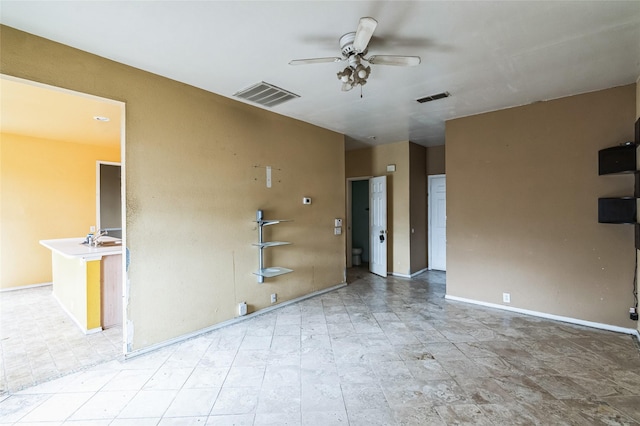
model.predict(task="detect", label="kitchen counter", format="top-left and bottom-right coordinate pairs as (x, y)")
top-left (40, 236), bottom-right (123, 333)
top-left (40, 237), bottom-right (123, 261)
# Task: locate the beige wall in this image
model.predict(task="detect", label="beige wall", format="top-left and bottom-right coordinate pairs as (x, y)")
top-left (1, 25), bottom-right (346, 351)
top-left (345, 141), bottom-right (427, 275)
top-left (427, 145), bottom-right (446, 175)
top-left (409, 143), bottom-right (427, 272)
top-left (446, 84), bottom-right (636, 328)
top-left (0, 133), bottom-right (119, 289)
top-left (637, 76), bottom-right (639, 335)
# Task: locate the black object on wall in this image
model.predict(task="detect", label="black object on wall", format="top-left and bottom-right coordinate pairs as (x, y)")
top-left (598, 197), bottom-right (637, 224)
top-left (597, 137), bottom-right (639, 250)
top-left (598, 144), bottom-right (637, 175)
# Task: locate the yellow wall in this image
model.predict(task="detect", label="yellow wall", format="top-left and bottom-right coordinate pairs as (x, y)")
top-left (446, 84), bottom-right (637, 328)
top-left (0, 25), bottom-right (346, 351)
top-left (0, 133), bottom-right (119, 289)
top-left (345, 141), bottom-right (427, 275)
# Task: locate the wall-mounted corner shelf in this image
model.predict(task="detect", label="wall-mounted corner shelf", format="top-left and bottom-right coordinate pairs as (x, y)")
top-left (598, 141), bottom-right (640, 250)
top-left (254, 210), bottom-right (293, 283)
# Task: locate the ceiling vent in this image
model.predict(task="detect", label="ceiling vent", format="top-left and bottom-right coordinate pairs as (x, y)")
top-left (233, 81), bottom-right (300, 107)
top-left (416, 91), bottom-right (450, 104)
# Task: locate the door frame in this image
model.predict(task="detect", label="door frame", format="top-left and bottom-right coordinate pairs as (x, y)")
top-left (428, 174), bottom-right (446, 270)
top-left (2, 74), bottom-right (127, 353)
top-left (346, 176), bottom-right (373, 268)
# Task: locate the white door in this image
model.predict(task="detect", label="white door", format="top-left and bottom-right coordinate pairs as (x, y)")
top-left (429, 175), bottom-right (446, 271)
top-left (369, 176), bottom-right (387, 277)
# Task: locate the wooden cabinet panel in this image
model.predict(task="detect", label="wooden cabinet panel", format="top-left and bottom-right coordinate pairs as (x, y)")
top-left (101, 254), bottom-right (122, 329)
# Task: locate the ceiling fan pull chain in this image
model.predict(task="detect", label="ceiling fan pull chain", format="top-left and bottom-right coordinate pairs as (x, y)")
top-left (360, 85), bottom-right (363, 98)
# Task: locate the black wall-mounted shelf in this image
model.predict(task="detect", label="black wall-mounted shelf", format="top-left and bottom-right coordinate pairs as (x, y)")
top-left (599, 144), bottom-right (637, 175)
top-left (599, 122), bottom-right (640, 249)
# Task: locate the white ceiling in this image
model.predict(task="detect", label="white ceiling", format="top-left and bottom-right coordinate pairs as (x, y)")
top-left (1, 1), bottom-right (639, 149)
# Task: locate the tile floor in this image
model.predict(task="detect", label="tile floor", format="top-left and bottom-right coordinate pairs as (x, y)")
top-left (1, 268), bottom-right (640, 425)
top-left (0, 285), bottom-right (122, 395)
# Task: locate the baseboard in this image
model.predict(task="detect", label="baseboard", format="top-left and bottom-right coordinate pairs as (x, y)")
top-left (124, 282), bottom-right (348, 359)
top-left (0, 282), bottom-right (52, 292)
top-left (391, 268), bottom-right (429, 279)
top-left (445, 294), bottom-right (638, 336)
top-left (52, 292), bottom-right (102, 335)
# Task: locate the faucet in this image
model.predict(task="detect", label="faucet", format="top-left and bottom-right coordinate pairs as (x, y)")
top-left (91, 229), bottom-right (108, 246)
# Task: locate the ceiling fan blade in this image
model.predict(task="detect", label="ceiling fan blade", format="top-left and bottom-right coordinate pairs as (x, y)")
top-left (289, 57), bottom-right (343, 65)
top-left (368, 55), bottom-right (421, 66)
top-left (353, 17), bottom-right (378, 53)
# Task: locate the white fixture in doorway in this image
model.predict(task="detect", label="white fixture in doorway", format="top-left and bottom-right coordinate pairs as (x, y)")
top-left (428, 174), bottom-right (446, 271)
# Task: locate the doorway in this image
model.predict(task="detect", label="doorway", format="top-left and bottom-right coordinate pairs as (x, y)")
top-left (428, 174), bottom-right (446, 271)
top-left (350, 179), bottom-right (370, 268)
top-left (0, 74), bottom-right (126, 390)
top-left (97, 162), bottom-right (123, 239)
top-left (347, 176), bottom-right (388, 277)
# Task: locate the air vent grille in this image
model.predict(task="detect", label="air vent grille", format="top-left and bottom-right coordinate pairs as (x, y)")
top-left (416, 91), bottom-right (450, 104)
top-left (233, 82), bottom-right (300, 107)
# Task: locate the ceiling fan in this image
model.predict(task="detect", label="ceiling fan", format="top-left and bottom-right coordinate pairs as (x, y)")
top-left (289, 17), bottom-right (421, 92)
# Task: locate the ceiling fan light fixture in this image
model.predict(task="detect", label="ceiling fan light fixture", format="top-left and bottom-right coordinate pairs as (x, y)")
top-left (337, 67), bottom-right (353, 83)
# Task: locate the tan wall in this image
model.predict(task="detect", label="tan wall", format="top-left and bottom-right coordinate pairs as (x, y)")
top-left (0, 133), bottom-right (119, 289)
top-left (637, 77), bottom-right (639, 335)
top-left (409, 143), bottom-right (427, 273)
top-left (446, 84), bottom-right (636, 328)
top-left (427, 145), bottom-right (446, 175)
top-left (1, 25), bottom-right (346, 351)
top-left (345, 141), bottom-right (410, 274)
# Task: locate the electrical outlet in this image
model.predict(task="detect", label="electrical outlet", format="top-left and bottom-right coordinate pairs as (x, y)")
top-left (631, 307), bottom-right (638, 321)
top-left (90, 226), bottom-right (96, 232)
top-left (271, 293), bottom-right (277, 304)
top-left (502, 293), bottom-right (511, 304)
top-left (238, 302), bottom-right (247, 316)
top-left (334, 227), bottom-right (342, 235)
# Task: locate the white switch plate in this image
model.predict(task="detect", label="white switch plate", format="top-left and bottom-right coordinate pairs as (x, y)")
top-left (502, 293), bottom-right (511, 304)
top-left (334, 227), bottom-right (342, 235)
top-left (334, 218), bottom-right (342, 227)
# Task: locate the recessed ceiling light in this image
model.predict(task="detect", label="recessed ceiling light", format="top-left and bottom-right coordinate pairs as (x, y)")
top-left (93, 116), bottom-right (110, 122)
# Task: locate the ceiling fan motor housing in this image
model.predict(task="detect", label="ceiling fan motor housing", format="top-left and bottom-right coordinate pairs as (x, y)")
top-left (340, 32), bottom-right (367, 57)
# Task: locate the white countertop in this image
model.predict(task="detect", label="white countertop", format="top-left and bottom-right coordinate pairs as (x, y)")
top-left (40, 237), bottom-right (123, 261)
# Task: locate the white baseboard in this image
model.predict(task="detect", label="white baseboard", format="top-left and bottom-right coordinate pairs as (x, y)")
top-left (445, 294), bottom-right (638, 336)
top-left (52, 292), bottom-right (102, 335)
top-left (0, 282), bottom-right (52, 292)
top-left (124, 282), bottom-right (348, 359)
top-left (391, 268), bottom-right (429, 279)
